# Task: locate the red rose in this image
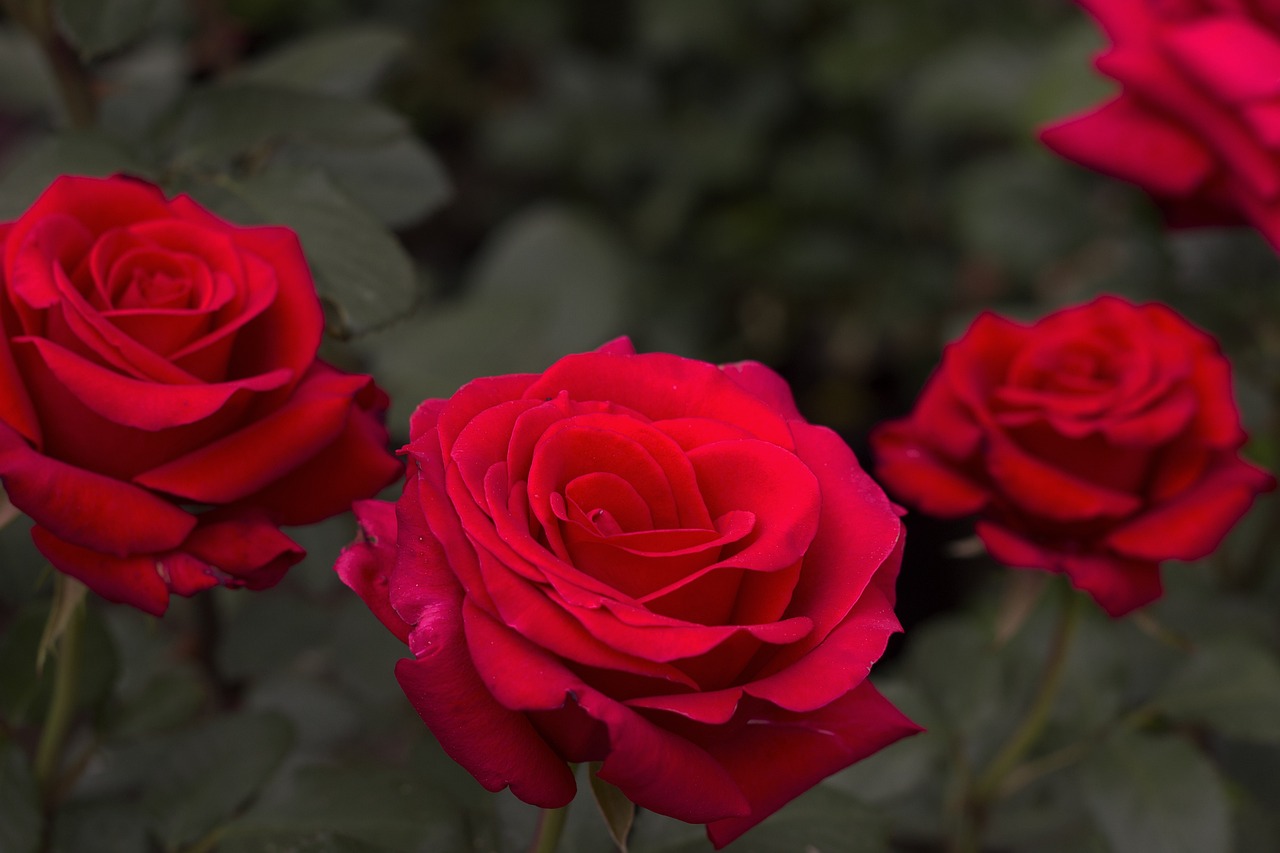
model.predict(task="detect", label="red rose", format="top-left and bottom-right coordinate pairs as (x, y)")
top-left (0, 175), bottom-right (402, 615)
top-left (336, 339), bottom-right (918, 848)
top-left (1040, 0), bottom-right (1280, 239)
top-left (872, 296), bottom-right (1273, 616)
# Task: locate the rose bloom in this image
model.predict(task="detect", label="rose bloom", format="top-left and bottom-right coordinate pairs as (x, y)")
top-left (1040, 0), bottom-right (1280, 240)
top-left (336, 339), bottom-right (918, 848)
top-left (872, 296), bottom-right (1273, 616)
top-left (0, 175), bottom-right (402, 615)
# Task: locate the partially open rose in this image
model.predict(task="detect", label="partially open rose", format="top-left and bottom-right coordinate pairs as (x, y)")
top-left (1041, 0), bottom-right (1280, 241)
top-left (336, 339), bottom-right (918, 848)
top-left (873, 296), bottom-right (1274, 616)
top-left (0, 175), bottom-right (402, 614)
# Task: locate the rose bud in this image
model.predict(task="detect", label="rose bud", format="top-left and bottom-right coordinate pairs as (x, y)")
top-left (873, 295), bottom-right (1274, 616)
top-left (336, 338), bottom-right (919, 848)
top-left (0, 175), bottom-right (403, 615)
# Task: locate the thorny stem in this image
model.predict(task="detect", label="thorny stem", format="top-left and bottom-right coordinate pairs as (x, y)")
top-left (33, 575), bottom-right (85, 803)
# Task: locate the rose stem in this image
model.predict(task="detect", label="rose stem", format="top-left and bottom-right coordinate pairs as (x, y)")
top-left (953, 582), bottom-right (1084, 851)
top-left (33, 576), bottom-right (86, 803)
top-left (529, 805), bottom-right (569, 853)
top-left (5, 0), bottom-right (97, 129)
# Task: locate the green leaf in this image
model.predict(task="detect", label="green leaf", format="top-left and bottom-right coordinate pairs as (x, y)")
top-left (51, 800), bottom-right (151, 853)
top-left (0, 131), bottom-right (151, 219)
top-left (79, 712), bottom-right (294, 849)
top-left (1152, 640), bottom-right (1280, 743)
top-left (0, 740), bottom-right (40, 853)
top-left (55, 0), bottom-right (159, 59)
top-left (146, 712), bottom-right (293, 849)
top-left (355, 204), bottom-right (630, 431)
top-left (221, 762), bottom-right (469, 852)
top-left (277, 135), bottom-right (452, 229)
top-left (632, 785), bottom-right (888, 853)
top-left (218, 167), bottom-right (419, 335)
top-left (589, 763), bottom-right (635, 853)
top-left (1076, 732), bottom-right (1231, 853)
top-left (100, 666), bottom-right (207, 740)
top-left (228, 26), bottom-right (411, 96)
top-left (164, 85), bottom-right (406, 170)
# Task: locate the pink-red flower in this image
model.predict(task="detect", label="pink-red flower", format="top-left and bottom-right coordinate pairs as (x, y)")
top-left (873, 295), bottom-right (1273, 616)
top-left (0, 175), bottom-right (402, 615)
top-left (336, 338), bottom-right (918, 848)
top-left (1041, 0), bottom-right (1280, 240)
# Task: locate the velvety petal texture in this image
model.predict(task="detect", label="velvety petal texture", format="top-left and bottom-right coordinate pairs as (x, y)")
top-left (335, 341), bottom-right (918, 848)
top-left (872, 295), bottom-right (1273, 616)
top-left (1040, 0), bottom-right (1280, 246)
top-left (0, 175), bottom-right (402, 614)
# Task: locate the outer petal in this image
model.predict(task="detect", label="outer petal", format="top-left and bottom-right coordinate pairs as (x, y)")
top-left (1039, 98), bottom-right (1217, 197)
top-left (462, 600), bottom-right (752, 822)
top-left (1060, 552), bottom-right (1163, 617)
top-left (335, 499), bottom-right (411, 642)
top-left (871, 420), bottom-right (990, 517)
top-left (0, 422), bottom-right (195, 555)
top-left (1106, 456), bottom-right (1275, 560)
top-left (718, 360), bottom-right (804, 420)
top-left (31, 525), bottom-right (171, 615)
top-left (134, 365), bottom-right (382, 505)
top-left (14, 336), bottom-right (290, 430)
top-left (703, 683), bottom-right (923, 848)
top-left (239, 399), bottom-right (403, 526)
top-left (525, 351), bottom-right (795, 448)
top-left (180, 510), bottom-right (304, 588)
top-left (390, 539), bottom-right (576, 807)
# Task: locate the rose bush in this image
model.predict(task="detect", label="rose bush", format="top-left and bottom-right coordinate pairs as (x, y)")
top-left (0, 175), bottom-right (402, 615)
top-left (336, 338), bottom-right (918, 848)
top-left (872, 295), bottom-right (1273, 616)
top-left (1040, 0), bottom-right (1280, 241)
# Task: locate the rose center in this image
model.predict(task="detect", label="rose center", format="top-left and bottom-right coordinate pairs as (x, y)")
top-left (118, 268), bottom-right (194, 310)
top-left (587, 507), bottom-right (624, 537)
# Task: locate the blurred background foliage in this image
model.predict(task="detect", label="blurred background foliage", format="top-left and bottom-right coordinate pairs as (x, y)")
top-left (3, 1), bottom-right (1280, 852)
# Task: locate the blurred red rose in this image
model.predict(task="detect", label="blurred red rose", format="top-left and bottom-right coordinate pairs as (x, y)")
top-left (336, 338), bottom-right (918, 848)
top-left (0, 175), bottom-right (402, 615)
top-left (1040, 0), bottom-right (1280, 239)
top-left (873, 295), bottom-right (1273, 616)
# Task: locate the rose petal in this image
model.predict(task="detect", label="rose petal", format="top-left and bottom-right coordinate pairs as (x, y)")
top-left (462, 601), bottom-right (752, 822)
top-left (181, 510), bottom-right (304, 588)
top-left (31, 525), bottom-right (172, 615)
top-left (238, 395), bottom-right (403, 527)
top-left (766, 424), bottom-right (905, 662)
top-left (703, 683), bottom-right (922, 849)
top-left (986, 435), bottom-right (1141, 521)
top-left (718, 360), bottom-right (804, 420)
top-left (525, 351), bottom-right (795, 448)
top-left (336, 499), bottom-right (411, 642)
top-left (0, 421), bottom-right (194, 555)
top-left (1060, 552), bottom-right (1163, 617)
top-left (392, 562), bottom-right (577, 810)
top-left (14, 335), bottom-right (291, 430)
top-left (1040, 98), bottom-right (1218, 197)
top-left (134, 365), bottom-right (375, 505)
top-left (871, 420), bottom-right (989, 517)
top-left (1107, 455), bottom-right (1275, 560)
top-left (1162, 18), bottom-right (1280, 103)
